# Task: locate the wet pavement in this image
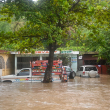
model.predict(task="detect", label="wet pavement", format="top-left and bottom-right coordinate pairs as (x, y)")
top-left (0, 74), bottom-right (110, 110)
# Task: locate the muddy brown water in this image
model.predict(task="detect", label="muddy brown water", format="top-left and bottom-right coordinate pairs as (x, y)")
top-left (0, 75), bottom-right (110, 110)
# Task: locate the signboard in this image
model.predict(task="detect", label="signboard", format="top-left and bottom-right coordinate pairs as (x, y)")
top-left (35, 51), bottom-right (60, 54)
top-left (71, 57), bottom-right (77, 63)
top-left (79, 56), bottom-right (82, 59)
top-left (12, 51), bottom-right (79, 55)
top-left (61, 51), bottom-right (72, 54)
top-left (61, 51), bottom-right (79, 54)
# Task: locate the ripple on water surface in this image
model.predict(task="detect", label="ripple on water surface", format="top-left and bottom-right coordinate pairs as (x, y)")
top-left (0, 75), bottom-right (110, 110)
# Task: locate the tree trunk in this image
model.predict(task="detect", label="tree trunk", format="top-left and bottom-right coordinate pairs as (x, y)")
top-left (43, 43), bottom-right (56, 83)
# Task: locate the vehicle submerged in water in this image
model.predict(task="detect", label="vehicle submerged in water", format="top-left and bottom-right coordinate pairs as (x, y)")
top-left (0, 60), bottom-right (76, 82)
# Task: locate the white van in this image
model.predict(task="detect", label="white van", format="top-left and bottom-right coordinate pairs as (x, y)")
top-left (76, 65), bottom-right (100, 78)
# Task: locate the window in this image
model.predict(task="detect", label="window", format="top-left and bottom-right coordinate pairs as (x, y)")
top-left (17, 69), bottom-right (30, 76)
top-left (17, 57), bottom-right (39, 69)
top-left (85, 67), bottom-right (97, 71)
top-left (79, 67), bottom-right (83, 71)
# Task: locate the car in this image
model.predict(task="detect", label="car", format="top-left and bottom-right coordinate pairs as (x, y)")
top-left (62, 66), bottom-right (76, 79)
top-left (76, 65), bottom-right (100, 78)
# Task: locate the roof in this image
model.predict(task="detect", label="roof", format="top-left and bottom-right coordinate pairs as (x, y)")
top-left (0, 50), bottom-right (10, 54)
top-left (80, 65), bottom-right (97, 67)
top-left (79, 52), bottom-right (98, 55)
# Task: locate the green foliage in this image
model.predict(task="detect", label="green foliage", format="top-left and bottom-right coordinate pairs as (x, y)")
top-left (57, 54), bottom-right (71, 66)
top-left (1, 0), bottom-right (110, 82)
top-left (0, 0), bottom-right (110, 61)
top-left (84, 29), bottom-right (110, 65)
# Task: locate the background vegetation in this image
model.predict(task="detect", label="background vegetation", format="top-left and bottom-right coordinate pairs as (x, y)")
top-left (0, 0), bottom-right (110, 81)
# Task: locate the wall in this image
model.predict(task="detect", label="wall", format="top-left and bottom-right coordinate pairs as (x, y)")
top-left (95, 65), bottom-right (110, 74)
top-left (78, 59), bottom-right (83, 69)
top-left (71, 55), bottom-right (78, 72)
top-left (0, 54), bottom-right (15, 76)
top-left (83, 54), bottom-right (98, 60)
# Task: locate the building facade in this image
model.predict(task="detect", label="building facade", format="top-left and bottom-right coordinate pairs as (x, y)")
top-left (78, 52), bottom-right (110, 74)
top-left (11, 50), bottom-right (79, 74)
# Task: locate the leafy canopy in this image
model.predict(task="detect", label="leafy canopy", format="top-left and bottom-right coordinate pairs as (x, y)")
top-left (0, 0), bottom-right (109, 53)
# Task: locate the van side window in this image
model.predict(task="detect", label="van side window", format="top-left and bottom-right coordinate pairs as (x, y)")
top-left (79, 67), bottom-right (83, 71)
top-left (85, 67), bottom-right (97, 71)
top-left (17, 69), bottom-right (30, 76)
top-left (85, 67), bottom-right (90, 71)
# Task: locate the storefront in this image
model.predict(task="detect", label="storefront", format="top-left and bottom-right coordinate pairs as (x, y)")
top-left (12, 50), bottom-right (79, 74)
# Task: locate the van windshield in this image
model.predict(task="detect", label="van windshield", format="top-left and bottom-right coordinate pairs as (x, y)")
top-left (85, 67), bottom-right (97, 71)
top-left (66, 67), bottom-right (71, 71)
top-left (17, 69), bottom-right (30, 76)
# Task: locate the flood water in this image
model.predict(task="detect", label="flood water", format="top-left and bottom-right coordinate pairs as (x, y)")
top-left (0, 75), bottom-right (110, 110)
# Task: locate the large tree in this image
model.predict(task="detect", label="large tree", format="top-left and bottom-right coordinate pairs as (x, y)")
top-left (80, 1), bottom-right (110, 64)
top-left (0, 0), bottom-right (109, 82)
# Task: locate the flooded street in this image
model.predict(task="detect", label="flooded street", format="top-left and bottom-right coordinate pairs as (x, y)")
top-left (0, 75), bottom-right (110, 110)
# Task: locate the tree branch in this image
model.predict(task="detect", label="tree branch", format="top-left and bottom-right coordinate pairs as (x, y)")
top-left (69, 0), bottom-right (80, 12)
